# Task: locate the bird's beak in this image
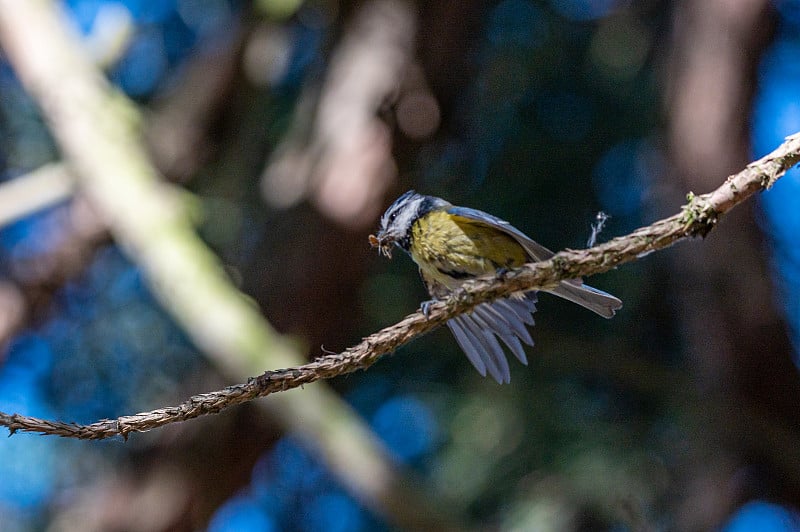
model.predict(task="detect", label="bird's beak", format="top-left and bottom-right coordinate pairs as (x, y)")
top-left (368, 231), bottom-right (395, 259)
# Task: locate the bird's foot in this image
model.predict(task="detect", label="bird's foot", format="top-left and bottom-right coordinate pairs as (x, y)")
top-left (421, 299), bottom-right (438, 318)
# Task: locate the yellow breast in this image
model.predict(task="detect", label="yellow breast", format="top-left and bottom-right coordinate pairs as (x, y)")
top-left (408, 209), bottom-right (528, 289)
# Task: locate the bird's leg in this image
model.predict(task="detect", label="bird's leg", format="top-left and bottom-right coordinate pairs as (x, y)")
top-left (420, 299), bottom-right (439, 318)
top-left (495, 267), bottom-right (510, 280)
top-left (419, 275), bottom-right (446, 319)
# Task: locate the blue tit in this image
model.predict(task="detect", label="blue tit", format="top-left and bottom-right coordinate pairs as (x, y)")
top-left (370, 190), bottom-right (622, 384)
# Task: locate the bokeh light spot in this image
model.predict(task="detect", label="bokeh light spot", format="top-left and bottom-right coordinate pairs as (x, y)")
top-left (112, 30), bottom-right (168, 96)
top-left (549, 0), bottom-right (621, 21)
top-left (592, 138), bottom-right (657, 220)
top-left (589, 15), bottom-right (651, 80)
top-left (208, 495), bottom-right (278, 532)
top-left (371, 395), bottom-right (438, 463)
top-left (302, 492), bottom-right (365, 532)
top-left (722, 501), bottom-right (800, 532)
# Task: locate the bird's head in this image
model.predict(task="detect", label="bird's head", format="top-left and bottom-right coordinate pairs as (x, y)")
top-left (369, 190), bottom-right (447, 258)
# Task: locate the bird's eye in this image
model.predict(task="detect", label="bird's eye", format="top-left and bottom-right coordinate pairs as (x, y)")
top-left (389, 211), bottom-right (398, 222)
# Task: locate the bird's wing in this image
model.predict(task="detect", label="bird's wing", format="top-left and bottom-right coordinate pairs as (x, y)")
top-left (446, 293), bottom-right (537, 384)
top-left (448, 206), bottom-right (622, 318)
top-left (447, 206), bottom-right (556, 262)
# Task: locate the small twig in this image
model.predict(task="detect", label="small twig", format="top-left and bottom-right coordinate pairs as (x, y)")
top-left (587, 211), bottom-right (609, 248)
top-left (0, 163), bottom-right (75, 228)
top-left (2, 131), bottom-right (799, 439)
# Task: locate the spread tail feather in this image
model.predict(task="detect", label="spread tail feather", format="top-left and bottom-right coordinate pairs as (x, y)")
top-left (446, 293), bottom-right (537, 384)
top-left (445, 284), bottom-right (620, 383)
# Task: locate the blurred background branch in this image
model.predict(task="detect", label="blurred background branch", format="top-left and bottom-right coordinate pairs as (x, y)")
top-left (261, 0), bottom-right (415, 228)
top-left (0, 163), bottom-right (74, 229)
top-left (0, 33), bottom-right (245, 353)
top-left (0, 0), bottom-right (461, 530)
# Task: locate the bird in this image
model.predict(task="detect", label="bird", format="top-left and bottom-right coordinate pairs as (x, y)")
top-left (370, 190), bottom-right (622, 384)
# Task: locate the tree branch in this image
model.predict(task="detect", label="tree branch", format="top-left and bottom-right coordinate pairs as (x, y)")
top-left (2, 130), bottom-right (798, 439)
